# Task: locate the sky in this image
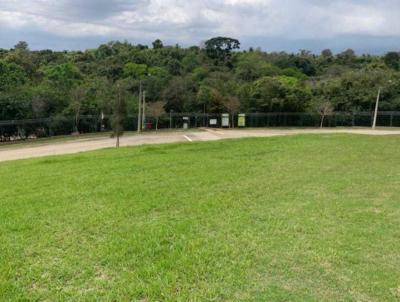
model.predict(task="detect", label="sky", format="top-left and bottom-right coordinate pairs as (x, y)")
top-left (0, 0), bottom-right (399, 54)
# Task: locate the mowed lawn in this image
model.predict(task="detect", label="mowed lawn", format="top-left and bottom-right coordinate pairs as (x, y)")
top-left (1, 135), bottom-right (400, 301)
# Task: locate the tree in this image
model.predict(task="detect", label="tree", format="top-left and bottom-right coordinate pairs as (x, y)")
top-left (93, 77), bottom-right (113, 115)
top-left (252, 77), bottom-right (285, 112)
top-left (14, 41), bottom-right (29, 51)
top-left (147, 101), bottom-right (166, 130)
top-left (235, 52), bottom-right (274, 81)
top-left (0, 89), bottom-right (31, 120)
top-left (166, 58), bottom-right (182, 76)
top-left (197, 85), bottom-right (213, 113)
top-left (31, 95), bottom-right (47, 118)
top-left (337, 49), bottom-right (356, 65)
top-left (321, 49), bottom-right (333, 58)
top-left (9, 41), bottom-right (35, 77)
top-left (384, 52), bottom-right (400, 70)
top-left (69, 85), bottom-right (88, 134)
top-left (43, 63), bottom-right (82, 91)
top-left (162, 76), bottom-right (196, 112)
top-left (3, 37), bottom-right (400, 133)
top-left (205, 37), bottom-right (240, 66)
top-left (123, 63), bottom-right (148, 79)
top-left (0, 61), bottom-right (27, 91)
top-left (111, 82), bottom-right (127, 147)
top-left (314, 100), bottom-right (334, 128)
top-left (223, 96), bottom-right (241, 128)
top-left (152, 39), bottom-right (164, 49)
top-left (182, 52), bottom-right (200, 72)
top-left (293, 56), bottom-right (316, 76)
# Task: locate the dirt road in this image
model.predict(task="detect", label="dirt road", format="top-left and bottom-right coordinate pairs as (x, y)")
top-left (1, 128), bottom-right (399, 162)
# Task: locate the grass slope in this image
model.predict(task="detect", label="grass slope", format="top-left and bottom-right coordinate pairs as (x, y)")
top-left (1, 134), bottom-right (400, 301)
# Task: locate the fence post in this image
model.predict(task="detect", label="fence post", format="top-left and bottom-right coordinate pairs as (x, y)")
top-left (390, 112), bottom-right (394, 127)
top-left (370, 112), bottom-right (373, 127)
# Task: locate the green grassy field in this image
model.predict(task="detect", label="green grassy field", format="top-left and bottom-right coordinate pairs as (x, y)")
top-left (1, 134), bottom-right (400, 301)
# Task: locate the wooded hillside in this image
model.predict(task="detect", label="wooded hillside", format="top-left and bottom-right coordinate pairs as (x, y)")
top-left (1, 38), bottom-right (400, 121)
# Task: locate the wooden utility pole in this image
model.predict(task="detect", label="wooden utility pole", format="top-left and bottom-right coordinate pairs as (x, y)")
top-left (372, 87), bottom-right (381, 129)
top-left (137, 80), bottom-right (142, 133)
top-left (142, 91), bottom-right (146, 130)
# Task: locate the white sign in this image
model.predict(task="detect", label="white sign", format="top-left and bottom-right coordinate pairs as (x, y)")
top-left (209, 119), bottom-right (217, 126)
top-left (222, 114), bottom-right (230, 127)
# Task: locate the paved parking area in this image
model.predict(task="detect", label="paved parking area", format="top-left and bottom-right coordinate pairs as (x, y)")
top-left (1, 128), bottom-right (399, 162)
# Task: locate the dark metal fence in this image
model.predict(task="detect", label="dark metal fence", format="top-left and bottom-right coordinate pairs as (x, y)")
top-left (1, 111), bottom-right (400, 142)
top-left (164, 111), bottom-right (400, 128)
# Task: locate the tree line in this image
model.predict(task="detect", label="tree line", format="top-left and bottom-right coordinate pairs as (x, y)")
top-left (1, 37), bottom-right (400, 127)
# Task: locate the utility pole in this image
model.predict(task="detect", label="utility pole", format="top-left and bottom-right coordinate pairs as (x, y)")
top-left (170, 110), bottom-right (174, 129)
top-left (137, 80), bottom-right (142, 133)
top-left (372, 87), bottom-right (381, 129)
top-left (142, 91), bottom-right (146, 130)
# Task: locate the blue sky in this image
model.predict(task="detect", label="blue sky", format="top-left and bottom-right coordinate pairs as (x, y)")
top-left (0, 0), bottom-right (399, 54)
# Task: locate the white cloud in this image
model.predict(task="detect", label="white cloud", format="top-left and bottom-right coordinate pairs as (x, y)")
top-left (0, 0), bottom-right (399, 51)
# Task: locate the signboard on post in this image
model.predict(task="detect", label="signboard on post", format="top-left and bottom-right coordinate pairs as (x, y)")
top-left (222, 113), bottom-right (230, 127)
top-left (183, 117), bottom-right (189, 129)
top-left (238, 114), bottom-right (246, 127)
top-left (209, 118), bottom-right (218, 127)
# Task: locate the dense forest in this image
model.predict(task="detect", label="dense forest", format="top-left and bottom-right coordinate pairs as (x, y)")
top-left (1, 37), bottom-right (400, 124)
